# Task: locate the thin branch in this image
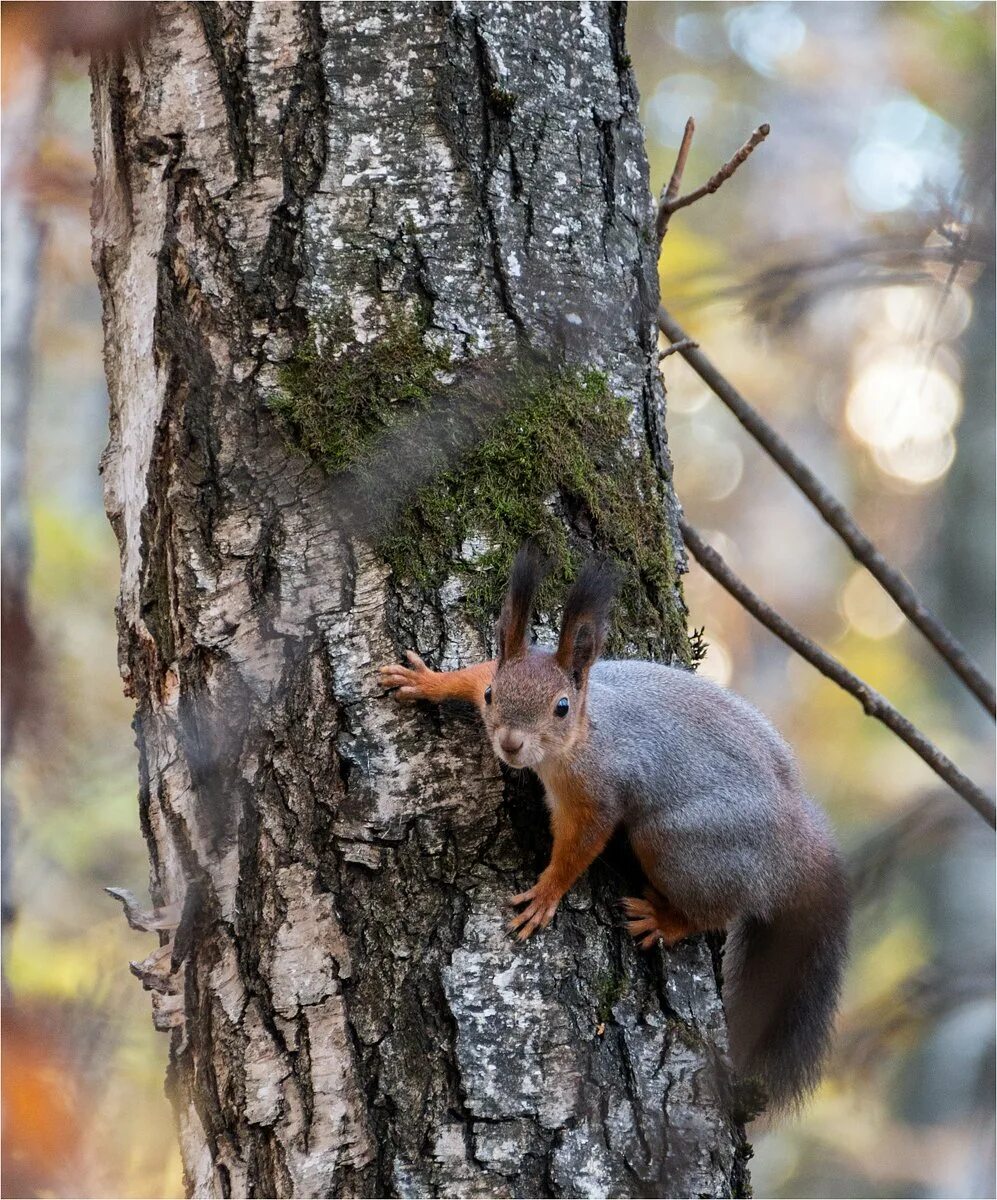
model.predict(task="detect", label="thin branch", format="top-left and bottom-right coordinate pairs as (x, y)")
top-left (656, 116), bottom-right (696, 239)
top-left (658, 337), bottom-right (698, 360)
top-left (680, 521), bottom-right (996, 828)
top-left (658, 123), bottom-right (770, 237)
top-left (659, 305), bottom-right (997, 717)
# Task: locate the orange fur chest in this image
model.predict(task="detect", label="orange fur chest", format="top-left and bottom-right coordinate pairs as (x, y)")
top-left (539, 758), bottom-right (597, 817)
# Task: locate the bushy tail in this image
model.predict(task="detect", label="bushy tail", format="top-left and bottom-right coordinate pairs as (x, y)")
top-left (723, 851), bottom-right (850, 1110)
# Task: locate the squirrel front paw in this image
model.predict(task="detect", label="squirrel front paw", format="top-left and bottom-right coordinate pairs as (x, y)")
top-left (378, 651), bottom-right (440, 702)
top-left (507, 879), bottom-right (564, 941)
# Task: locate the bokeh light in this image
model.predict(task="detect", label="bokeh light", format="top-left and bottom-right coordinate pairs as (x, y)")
top-left (725, 2), bottom-right (806, 77)
top-left (874, 430), bottom-right (957, 485)
top-left (846, 355), bottom-right (962, 484)
top-left (847, 95), bottom-right (962, 214)
top-left (646, 72), bottom-right (718, 144)
top-left (883, 283), bottom-right (973, 342)
top-left (839, 569), bottom-right (907, 639)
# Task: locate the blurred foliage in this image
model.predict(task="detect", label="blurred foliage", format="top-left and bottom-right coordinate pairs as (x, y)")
top-left (630, 3), bottom-right (994, 1197)
top-left (4, 499), bottom-right (182, 1197)
top-left (3, 5), bottom-right (994, 1199)
top-left (3, 50), bottom-right (183, 1200)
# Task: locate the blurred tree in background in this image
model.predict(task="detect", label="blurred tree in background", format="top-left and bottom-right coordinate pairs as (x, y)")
top-left (2, 3), bottom-right (994, 1198)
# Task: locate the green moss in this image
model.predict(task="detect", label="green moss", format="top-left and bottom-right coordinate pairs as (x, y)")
top-left (269, 311), bottom-right (690, 660)
top-left (688, 625), bottom-right (709, 671)
top-left (270, 307), bottom-right (451, 475)
top-left (595, 971), bottom-right (629, 1024)
top-left (488, 86), bottom-right (518, 117)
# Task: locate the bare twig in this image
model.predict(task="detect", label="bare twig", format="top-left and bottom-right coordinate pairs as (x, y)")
top-left (658, 337), bottom-right (698, 361)
top-left (680, 521), bottom-right (995, 827)
top-left (656, 116), bottom-right (696, 239)
top-left (659, 306), bottom-right (997, 717)
top-left (658, 123), bottom-right (770, 238)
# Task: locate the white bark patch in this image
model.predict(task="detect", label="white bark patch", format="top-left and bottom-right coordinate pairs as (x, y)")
top-left (242, 1000), bottom-right (290, 1127)
top-left (287, 997), bottom-right (376, 1190)
top-left (178, 1100), bottom-right (216, 1198)
top-left (268, 863), bottom-right (353, 1018)
top-left (209, 940), bottom-right (247, 1026)
top-left (443, 895), bottom-right (584, 1129)
top-left (96, 161), bottom-right (168, 634)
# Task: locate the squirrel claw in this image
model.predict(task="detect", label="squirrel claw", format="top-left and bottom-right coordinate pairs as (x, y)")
top-left (509, 910), bottom-right (554, 940)
top-left (507, 887), bottom-right (559, 939)
top-left (621, 895), bottom-right (665, 951)
top-left (378, 652), bottom-right (436, 702)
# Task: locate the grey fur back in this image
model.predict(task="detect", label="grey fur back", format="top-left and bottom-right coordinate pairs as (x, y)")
top-left (580, 659), bottom-right (816, 924)
top-left (578, 659), bottom-right (849, 1107)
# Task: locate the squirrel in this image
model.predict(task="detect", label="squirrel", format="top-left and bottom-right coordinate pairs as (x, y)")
top-left (379, 542), bottom-right (850, 1109)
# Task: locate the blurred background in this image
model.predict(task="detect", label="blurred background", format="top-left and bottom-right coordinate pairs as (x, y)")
top-left (2, 2), bottom-right (994, 1197)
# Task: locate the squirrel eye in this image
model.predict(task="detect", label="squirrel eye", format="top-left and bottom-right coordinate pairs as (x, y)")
top-left (555, 696), bottom-right (570, 718)
top-left (484, 686), bottom-right (492, 705)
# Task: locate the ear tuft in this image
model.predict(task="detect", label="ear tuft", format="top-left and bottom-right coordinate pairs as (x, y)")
top-left (496, 541), bottom-right (549, 663)
top-left (555, 557), bottom-right (618, 684)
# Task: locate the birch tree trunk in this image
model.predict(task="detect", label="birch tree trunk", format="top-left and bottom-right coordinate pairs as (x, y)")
top-left (92, 3), bottom-right (750, 1196)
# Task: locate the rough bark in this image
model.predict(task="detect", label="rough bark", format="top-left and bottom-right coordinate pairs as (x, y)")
top-left (92, 3), bottom-right (750, 1196)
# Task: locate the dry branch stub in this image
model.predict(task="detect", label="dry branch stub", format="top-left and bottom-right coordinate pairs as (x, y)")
top-left (656, 119), bottom-right (770, 239)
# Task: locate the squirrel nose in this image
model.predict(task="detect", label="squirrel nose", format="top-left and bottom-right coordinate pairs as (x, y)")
top-left (500, 731), bottom-right (525, 755)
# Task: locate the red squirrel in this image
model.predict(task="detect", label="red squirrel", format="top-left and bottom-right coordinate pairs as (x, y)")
top-left (379, 543), bottom-right (850, 1108)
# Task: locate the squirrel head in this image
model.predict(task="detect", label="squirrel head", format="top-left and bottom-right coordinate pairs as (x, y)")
top-left (484, 542), bottom-right (617, 771)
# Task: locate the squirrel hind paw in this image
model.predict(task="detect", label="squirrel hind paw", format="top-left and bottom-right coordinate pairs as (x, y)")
top-left (621, 895), bottom-right (661, 949)
top-left (621, 892), bottom-right (698, 950)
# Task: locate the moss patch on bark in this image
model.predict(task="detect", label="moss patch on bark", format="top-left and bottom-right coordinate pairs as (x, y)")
top-left (269, 309), bottom-right (452, 474)
top-left (269, 314), bottom-right (689, 659)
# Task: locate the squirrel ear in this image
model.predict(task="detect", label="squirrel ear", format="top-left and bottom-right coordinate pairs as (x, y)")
top-left (496, 541), bottom-right (548, 664)
top-left (555, 558), bottom-right (617, 686)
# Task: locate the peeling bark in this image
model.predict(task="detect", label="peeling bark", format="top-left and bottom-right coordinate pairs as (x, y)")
top-left (91, 3), bottom-right (750, 1196)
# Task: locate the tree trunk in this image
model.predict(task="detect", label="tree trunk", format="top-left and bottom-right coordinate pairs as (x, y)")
top-left (92, 3), bottom-right (749, 1196)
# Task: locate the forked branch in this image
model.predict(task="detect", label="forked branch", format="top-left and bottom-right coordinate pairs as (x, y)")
top-left (657, 119), bottom-right (770, 239)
